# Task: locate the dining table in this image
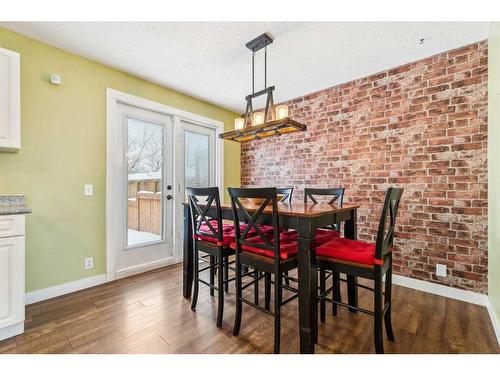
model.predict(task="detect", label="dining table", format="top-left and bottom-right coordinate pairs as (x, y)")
top-left (182, 200), bottom-right (359, 354)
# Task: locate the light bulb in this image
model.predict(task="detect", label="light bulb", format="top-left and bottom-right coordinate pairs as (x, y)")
top-left (276, 105), bottom-right (289, 120)
top-left (234, 117), bottom-right (245, 130)
top-left (253, 112), bottom-right (264, 125)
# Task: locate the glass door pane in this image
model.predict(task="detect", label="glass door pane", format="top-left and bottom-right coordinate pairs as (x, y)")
top-left (127, 117), bottom-right (164, 247)
top-left (184, 131), bottom-right (210, 188)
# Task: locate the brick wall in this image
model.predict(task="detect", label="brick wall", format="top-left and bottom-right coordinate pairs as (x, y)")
top-left (241, 41), bottom-right (488, 293)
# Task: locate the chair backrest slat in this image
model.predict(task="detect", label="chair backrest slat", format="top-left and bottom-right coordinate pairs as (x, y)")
top-left (276, 187), bottom-right (294, 203)
top-left (304, 187), bottom-right (345, 205)
top-left (375, 187), bottom-right (404, 260)
top-left (304, 187), bottom-right (345, 231)
top-left (186, 187), bottom-right (223, 243)
top-left (228, 187), bottom-right (281, 263)
top-left (233, 195), bottom-right (274, 248)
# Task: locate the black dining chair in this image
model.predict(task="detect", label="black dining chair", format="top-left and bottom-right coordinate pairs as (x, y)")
top-left (228, 187), bottom-right (299, 354)
top-left (315, 187), bottom-right (404, 353)
top-left (304, 187), bottom-right (345, 205)
top-left (304, 187), bottom-right (345, 242)
top-left (276, 187), bottom-right (294, 287)
top-left (304, 187), bottom-right (345, 320)
top-left (187, 186), bottom-right (260, 327)
top-left (276, 187), bottom-right (294, 203)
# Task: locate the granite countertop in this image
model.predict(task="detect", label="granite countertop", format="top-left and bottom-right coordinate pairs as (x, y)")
top-left (0, 195), bottom-right (32, 215)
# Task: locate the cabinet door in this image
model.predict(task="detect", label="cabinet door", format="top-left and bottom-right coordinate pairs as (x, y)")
top-left (0, 215), bottom-right (25, 239)
top-left (0, 236), bottom-right (25, 329)
top-left (0, 46), bottom-right (20, 152)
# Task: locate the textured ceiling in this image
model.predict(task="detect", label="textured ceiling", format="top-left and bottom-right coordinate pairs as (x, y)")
top-left (0, 22), bottom-right (490, 112)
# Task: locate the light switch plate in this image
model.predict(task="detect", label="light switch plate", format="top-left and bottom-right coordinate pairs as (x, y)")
top-left (84, 184), bottom-right (93, 196)
top-left (436, 264), bottom-right (447, 277)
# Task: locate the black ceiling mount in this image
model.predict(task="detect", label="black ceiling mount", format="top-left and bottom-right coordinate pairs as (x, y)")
top-left (246, 33), bottom-right (273, 52)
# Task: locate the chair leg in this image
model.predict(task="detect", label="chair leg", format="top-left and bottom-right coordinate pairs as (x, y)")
top-left (384, 266), bottom-right (395, 342)
top-left (347, 275), bottom-right (358, 313)
top-left (283, 271), bottom-right (290, 286)
top-left (254, 270), bottom-right (260, 305)
top-left (374, 270), bottom-right (384, 354)
top-left (274, 273), bottom-right (282, 354)
top-left (265, 273), bottom-right (271, 310)
top-left (216, 255), bottom-right (224, 328)
top-left (332, 272), bottom-right (341, 316)
top-left (319, 268), bottom-right (326, 323)
top-left (233, 261), bottom-right (242, 336)
top-left (224, 257), bottom-right (229, 293)
top-left (191, 246), bottom-right (199, 311)
top-left (209, 255), bottom-right (215, 297)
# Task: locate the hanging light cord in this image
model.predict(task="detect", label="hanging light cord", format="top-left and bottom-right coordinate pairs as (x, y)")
top-left (251, 45), bottom-right (269, 94)
top-left (264, 46), bottom-right (267, 89)
top-left (252, 51), bottom-right (255, 94)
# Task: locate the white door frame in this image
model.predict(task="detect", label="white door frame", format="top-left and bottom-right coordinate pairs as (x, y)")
top-left (106, 88), bottom-right (224, 282)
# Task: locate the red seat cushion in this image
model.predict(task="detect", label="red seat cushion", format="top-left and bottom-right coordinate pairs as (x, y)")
top-left (279, 229), bottom-right (339, 245)
top-left (256, 224), bottom-right (276, 236)
top-left (230, 232), bottom-right (298, 260)
top-left (315, 229), bottom-right (340, 244)
top-left (195, 220), bottom-right (256, 247)
top-left (316, 237), bottom-right (383, 265)
top-left (276, 230), bottom-right (297, 241)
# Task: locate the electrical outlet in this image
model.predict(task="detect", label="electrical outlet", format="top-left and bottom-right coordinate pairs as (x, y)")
top-left (436, 263), bottom-right (447, 277)
top-left (84, 257), bottom-right (94, 270)
top-left (84, 184), bottom-right (94, 196)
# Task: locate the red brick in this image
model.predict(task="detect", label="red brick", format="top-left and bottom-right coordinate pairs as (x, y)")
top-left (241, 41), bottom-right (488, 294)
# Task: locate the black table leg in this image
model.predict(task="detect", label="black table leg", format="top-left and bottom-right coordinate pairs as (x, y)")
top-left (344, 209), bottom-right (358, 312)
top-left (183, 204), bottom-right (193, 298)
top-left (297, 217), bottom-right (317, 354)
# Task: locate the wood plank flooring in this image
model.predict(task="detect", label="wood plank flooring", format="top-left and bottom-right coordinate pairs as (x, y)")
top-left (0, 264), bottom-right (498, 354)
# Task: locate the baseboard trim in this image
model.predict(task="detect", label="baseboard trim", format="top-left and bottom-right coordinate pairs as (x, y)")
top-left (392, 275), bottom-right (488, 306)
top-left (486, 300), bottom-right (500, 347)
top-left (115, 257), bottom-right (182, 280)
top-left (22, 265), bottom-right (490, 318)
top-left (0, 322), bottom-right (24, 341)
top-left (24, 257), bottom-right (183, 304)
top-left (25, 274), bottom-right (107, 305)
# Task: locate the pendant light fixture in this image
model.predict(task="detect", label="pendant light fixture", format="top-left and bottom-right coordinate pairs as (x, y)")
top-left (219, 33), bottom-right (307, 142)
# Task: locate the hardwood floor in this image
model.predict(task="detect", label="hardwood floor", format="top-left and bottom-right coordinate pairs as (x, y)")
top-left (0, 264), bottom-right (498, 354)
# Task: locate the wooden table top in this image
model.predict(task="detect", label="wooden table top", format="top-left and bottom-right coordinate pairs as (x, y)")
top-left (184, 201), bottom-right (359, 218)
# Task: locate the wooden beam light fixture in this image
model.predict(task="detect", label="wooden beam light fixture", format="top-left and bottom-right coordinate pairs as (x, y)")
top-left (220, 33), bottom-right (307, 142)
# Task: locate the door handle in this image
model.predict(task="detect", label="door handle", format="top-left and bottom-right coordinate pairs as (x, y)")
top-left (166, 194), bottom-right (173, 200)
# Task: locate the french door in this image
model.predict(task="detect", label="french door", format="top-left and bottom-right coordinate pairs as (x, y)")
top-left (174, 120), bottom-right (217, 245)
top-left (116, 103), bottom-right (174, 276)
top-left (107, 90), bottom-right (222, 280)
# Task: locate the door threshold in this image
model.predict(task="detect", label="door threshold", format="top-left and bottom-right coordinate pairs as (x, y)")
top-left (115, 256), bottom-right (182, 280)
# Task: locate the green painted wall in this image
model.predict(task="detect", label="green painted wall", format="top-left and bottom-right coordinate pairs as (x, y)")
top-left (489, 23), bottom-right (500, 327)
top-left (0, 27), bottom-right (240, 292)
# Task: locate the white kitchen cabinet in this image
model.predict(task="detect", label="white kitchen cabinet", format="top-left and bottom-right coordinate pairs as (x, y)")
top-left (0, 215), bottom-right (25, 341)
top-left (0, 46), bottom-right (20, 152)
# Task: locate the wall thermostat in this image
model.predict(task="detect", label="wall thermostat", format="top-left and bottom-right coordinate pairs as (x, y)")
top-left (50, 74), bottom-right (62, 85)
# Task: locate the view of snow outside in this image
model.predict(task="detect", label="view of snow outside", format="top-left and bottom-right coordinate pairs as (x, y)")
top-left (127, 118), bottom-right (164, 246)
top-left (126, 121), bottom-right (211, 247)
top-left (128, 229), bottom-right (161, 246)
